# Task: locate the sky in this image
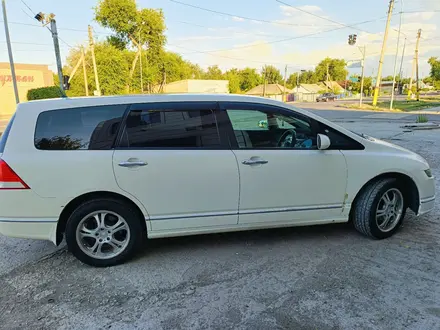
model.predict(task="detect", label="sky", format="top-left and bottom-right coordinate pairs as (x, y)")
top-left (1, 0), bottom-right (440, 80)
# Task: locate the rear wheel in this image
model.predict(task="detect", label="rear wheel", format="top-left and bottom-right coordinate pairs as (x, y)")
top-left (65, 198), bottom-right (145, 267)
top-left (353, 178), bottom-right (407, 239)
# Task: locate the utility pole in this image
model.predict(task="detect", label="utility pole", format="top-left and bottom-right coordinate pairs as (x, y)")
top-left (326, 62), bottom-right (329, 91)
top-left (372, 0), bottom-right (395, 106)
top-left (283, 65), bottom-right (287, 102)
top-left (359, 46), bottom-right (366, 107)
top-left (139, 30), bottom-right (143, 94)
top-left (407, 57), bottom-right (416, 100)
top-left (390, 0), bottom-right (403, 110)
top-left (88, 25), bottom-right (101, 96)
top-left (50, 19), bottom-right (65, 96)
top-left (81, 46), bottom-right (89, 96)
top-left (407, 29), bottom-right (421, 101)
top-left (1, 0), bottom-right (19, 103)
top-left (415, 29), bottom-right (421, 101)
top-left (398, 38), bottom-right (406, 94)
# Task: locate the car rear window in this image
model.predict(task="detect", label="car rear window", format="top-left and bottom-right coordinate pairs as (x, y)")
top-left (34, 105), bottom-right (126, 150)
top-left (0, 114), bottom-right (15, 154)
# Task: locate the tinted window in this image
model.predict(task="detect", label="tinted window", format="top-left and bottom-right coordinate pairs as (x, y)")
top-left (34, 105), bottom-right (126, 150)
top-left (226, 109), bottom-right (316, 149)
top-left (0, 114), bottom-right (15, 153)
top-left (123, 109), bottom-right (220, 148)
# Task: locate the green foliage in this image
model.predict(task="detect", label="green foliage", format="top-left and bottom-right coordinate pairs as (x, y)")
top-left (299, 70), bottom-right (318, 84)
top-left (65, 42), bottom-right (129, 96)
top-left (351, 76), bottom-right (372, 94)
top-left (203, 65), bottom-right (224, 80)
top-left (382, 75), bottom-right (394, 81)
top-left (286, 73), bottom-right (298, 89)
top-left (27, 86), bottom-right (62, 101)
top-left (95, 0), bottom-right (166, 53)
top-left (225, 69), bottom-right (241, 94)
top-left (428, 57), bottom-right (440, 81)
top-left (262, 65), bottom-right (283, 84)
top-left (315, 57), bottom-right (348, 82)
top-left (238, 68), bottom-right (261, 91)
top-left (416, 114), bottom-right (428, 123)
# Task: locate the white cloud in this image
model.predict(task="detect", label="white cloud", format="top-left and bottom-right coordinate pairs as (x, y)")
top-left (232, 16), bottom-right (245, 22)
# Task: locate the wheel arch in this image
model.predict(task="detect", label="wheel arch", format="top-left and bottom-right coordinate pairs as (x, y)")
top-left (349, 172), bottom-right (420, 218)
top-left (56, 191), bottom-right (148, 246)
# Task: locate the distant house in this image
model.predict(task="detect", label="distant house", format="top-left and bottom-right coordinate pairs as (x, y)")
top-left (379, 81), bottom-right (395, 93)
top-left (245, 83), bottom-right (292, 101)
top-left (294, 84), bottom-right (321, 102)
top-left (321, 81), bottom-right (345, 93)
top-left (158, 79), bottom-right (229, 94)
top-left (298, 84), bottom-right (321, 93)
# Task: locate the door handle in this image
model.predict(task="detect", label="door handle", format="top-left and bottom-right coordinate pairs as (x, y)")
top-left (118, 161), bottom-right (148, 167)
top-left (242, 159), bottom-right (268, 165)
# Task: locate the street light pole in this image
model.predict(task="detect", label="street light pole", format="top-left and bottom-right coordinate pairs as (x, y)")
top-left (1, 0), bottom-right (19, 104)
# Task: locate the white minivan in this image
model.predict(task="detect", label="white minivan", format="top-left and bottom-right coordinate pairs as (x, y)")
top-left (0, 94), bottom-right (435, 267)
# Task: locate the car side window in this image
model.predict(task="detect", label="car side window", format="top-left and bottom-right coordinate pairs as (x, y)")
top-left (122, 108), bottom-right (221, 148)
top-left (34, 105), bottom-right (126, 150)
top-left (226, 109), bottom-right (316, 149)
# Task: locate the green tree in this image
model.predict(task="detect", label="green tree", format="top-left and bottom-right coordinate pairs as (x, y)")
top-left (286, 73), bottom-right (298, 89)
top-left (238, 68), bottom-right (261, 91)
top-left (299, 70), bottom-right (318, 84)
top-left (382, 75), bottom-right (394, 81)
top-left (65, 42), bottom-right (129, 96)
top-left (203, 65), bottom-right (224, 80)
top-left (314, 58), bottom-right (348, 82)
top-left (95, 0), bottom-right (166, 91)
top-left (428, 57), bottom-right (440, 81)
top-left (225, 68), bottom-right (241, 93)
top-left (262, 65), bottom-right (283, 84)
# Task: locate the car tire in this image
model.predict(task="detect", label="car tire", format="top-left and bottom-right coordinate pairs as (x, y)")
top-left (65, 198), bottom-right (145, 267)
top-left (353, 178), bottom-right (407, 239)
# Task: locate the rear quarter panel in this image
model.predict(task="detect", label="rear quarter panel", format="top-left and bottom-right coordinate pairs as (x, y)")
top-left (2, 103), bottom-right (149, 219)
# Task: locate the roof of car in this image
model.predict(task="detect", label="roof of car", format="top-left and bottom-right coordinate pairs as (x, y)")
top-left (18, 93), bottom-right (291, 112)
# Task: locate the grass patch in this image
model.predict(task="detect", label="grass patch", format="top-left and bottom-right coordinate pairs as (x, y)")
top-left (376, 100), bottom-right (440, 112)
top-left (339, 99), bottom-right (440, 112)
top-left (416, 114), bottom-right (429, 123)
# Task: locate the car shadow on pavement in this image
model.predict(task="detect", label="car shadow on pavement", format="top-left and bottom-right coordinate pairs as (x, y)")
top-left (133, 222), bottom-right (356, 262)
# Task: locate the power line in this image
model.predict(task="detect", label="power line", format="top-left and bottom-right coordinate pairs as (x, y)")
top-left (179, 16), bottom-right (390, 55)
top-left (20, 0), bottom-right (34, 14)
top-left (168, 0), bottom-right (336, 27)
top-left (171, 20), bottom-right (329, 39)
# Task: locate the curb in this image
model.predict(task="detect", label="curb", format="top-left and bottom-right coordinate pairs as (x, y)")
top-left (400, 122), bottom-right (440, 130)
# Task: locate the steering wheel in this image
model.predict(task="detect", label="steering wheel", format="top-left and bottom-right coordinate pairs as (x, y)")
top-left (277, 129), bottom-right (297, 148)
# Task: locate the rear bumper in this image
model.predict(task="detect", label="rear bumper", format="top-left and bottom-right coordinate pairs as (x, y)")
top-left (0, 218), bottom-right (58, 244)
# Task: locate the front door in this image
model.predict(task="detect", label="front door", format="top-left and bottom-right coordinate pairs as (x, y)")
top-left (112, 102), bottom-right (240, 233)
top-left (221, 102), bottom-right (348, 226)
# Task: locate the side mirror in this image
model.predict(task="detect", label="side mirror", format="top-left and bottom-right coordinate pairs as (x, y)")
top-left (317, 134), bottom-right (331, 150)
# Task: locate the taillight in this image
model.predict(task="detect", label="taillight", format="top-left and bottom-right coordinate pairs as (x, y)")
top-left (0, 160), bottom-right (29, 189)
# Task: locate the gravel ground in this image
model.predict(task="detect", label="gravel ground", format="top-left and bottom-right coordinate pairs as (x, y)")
top-left (0, 122), bottom-right (439, 330)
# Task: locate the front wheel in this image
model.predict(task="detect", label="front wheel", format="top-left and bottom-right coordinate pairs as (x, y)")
top-left (65, 198), bottom-right (145, 267)
top-left (353, 178), bottom-right (407, 239)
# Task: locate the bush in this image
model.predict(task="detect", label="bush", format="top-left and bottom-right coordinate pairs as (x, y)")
top-left (27, 86), bottom-right (63, 101)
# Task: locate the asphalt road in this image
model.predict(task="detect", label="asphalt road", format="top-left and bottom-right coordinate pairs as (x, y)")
top-left (0, 119), bottom-right (440, 329)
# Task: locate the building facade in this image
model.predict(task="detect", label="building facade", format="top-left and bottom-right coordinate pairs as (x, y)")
top-left (0, 63), bottom-right (54, 118)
